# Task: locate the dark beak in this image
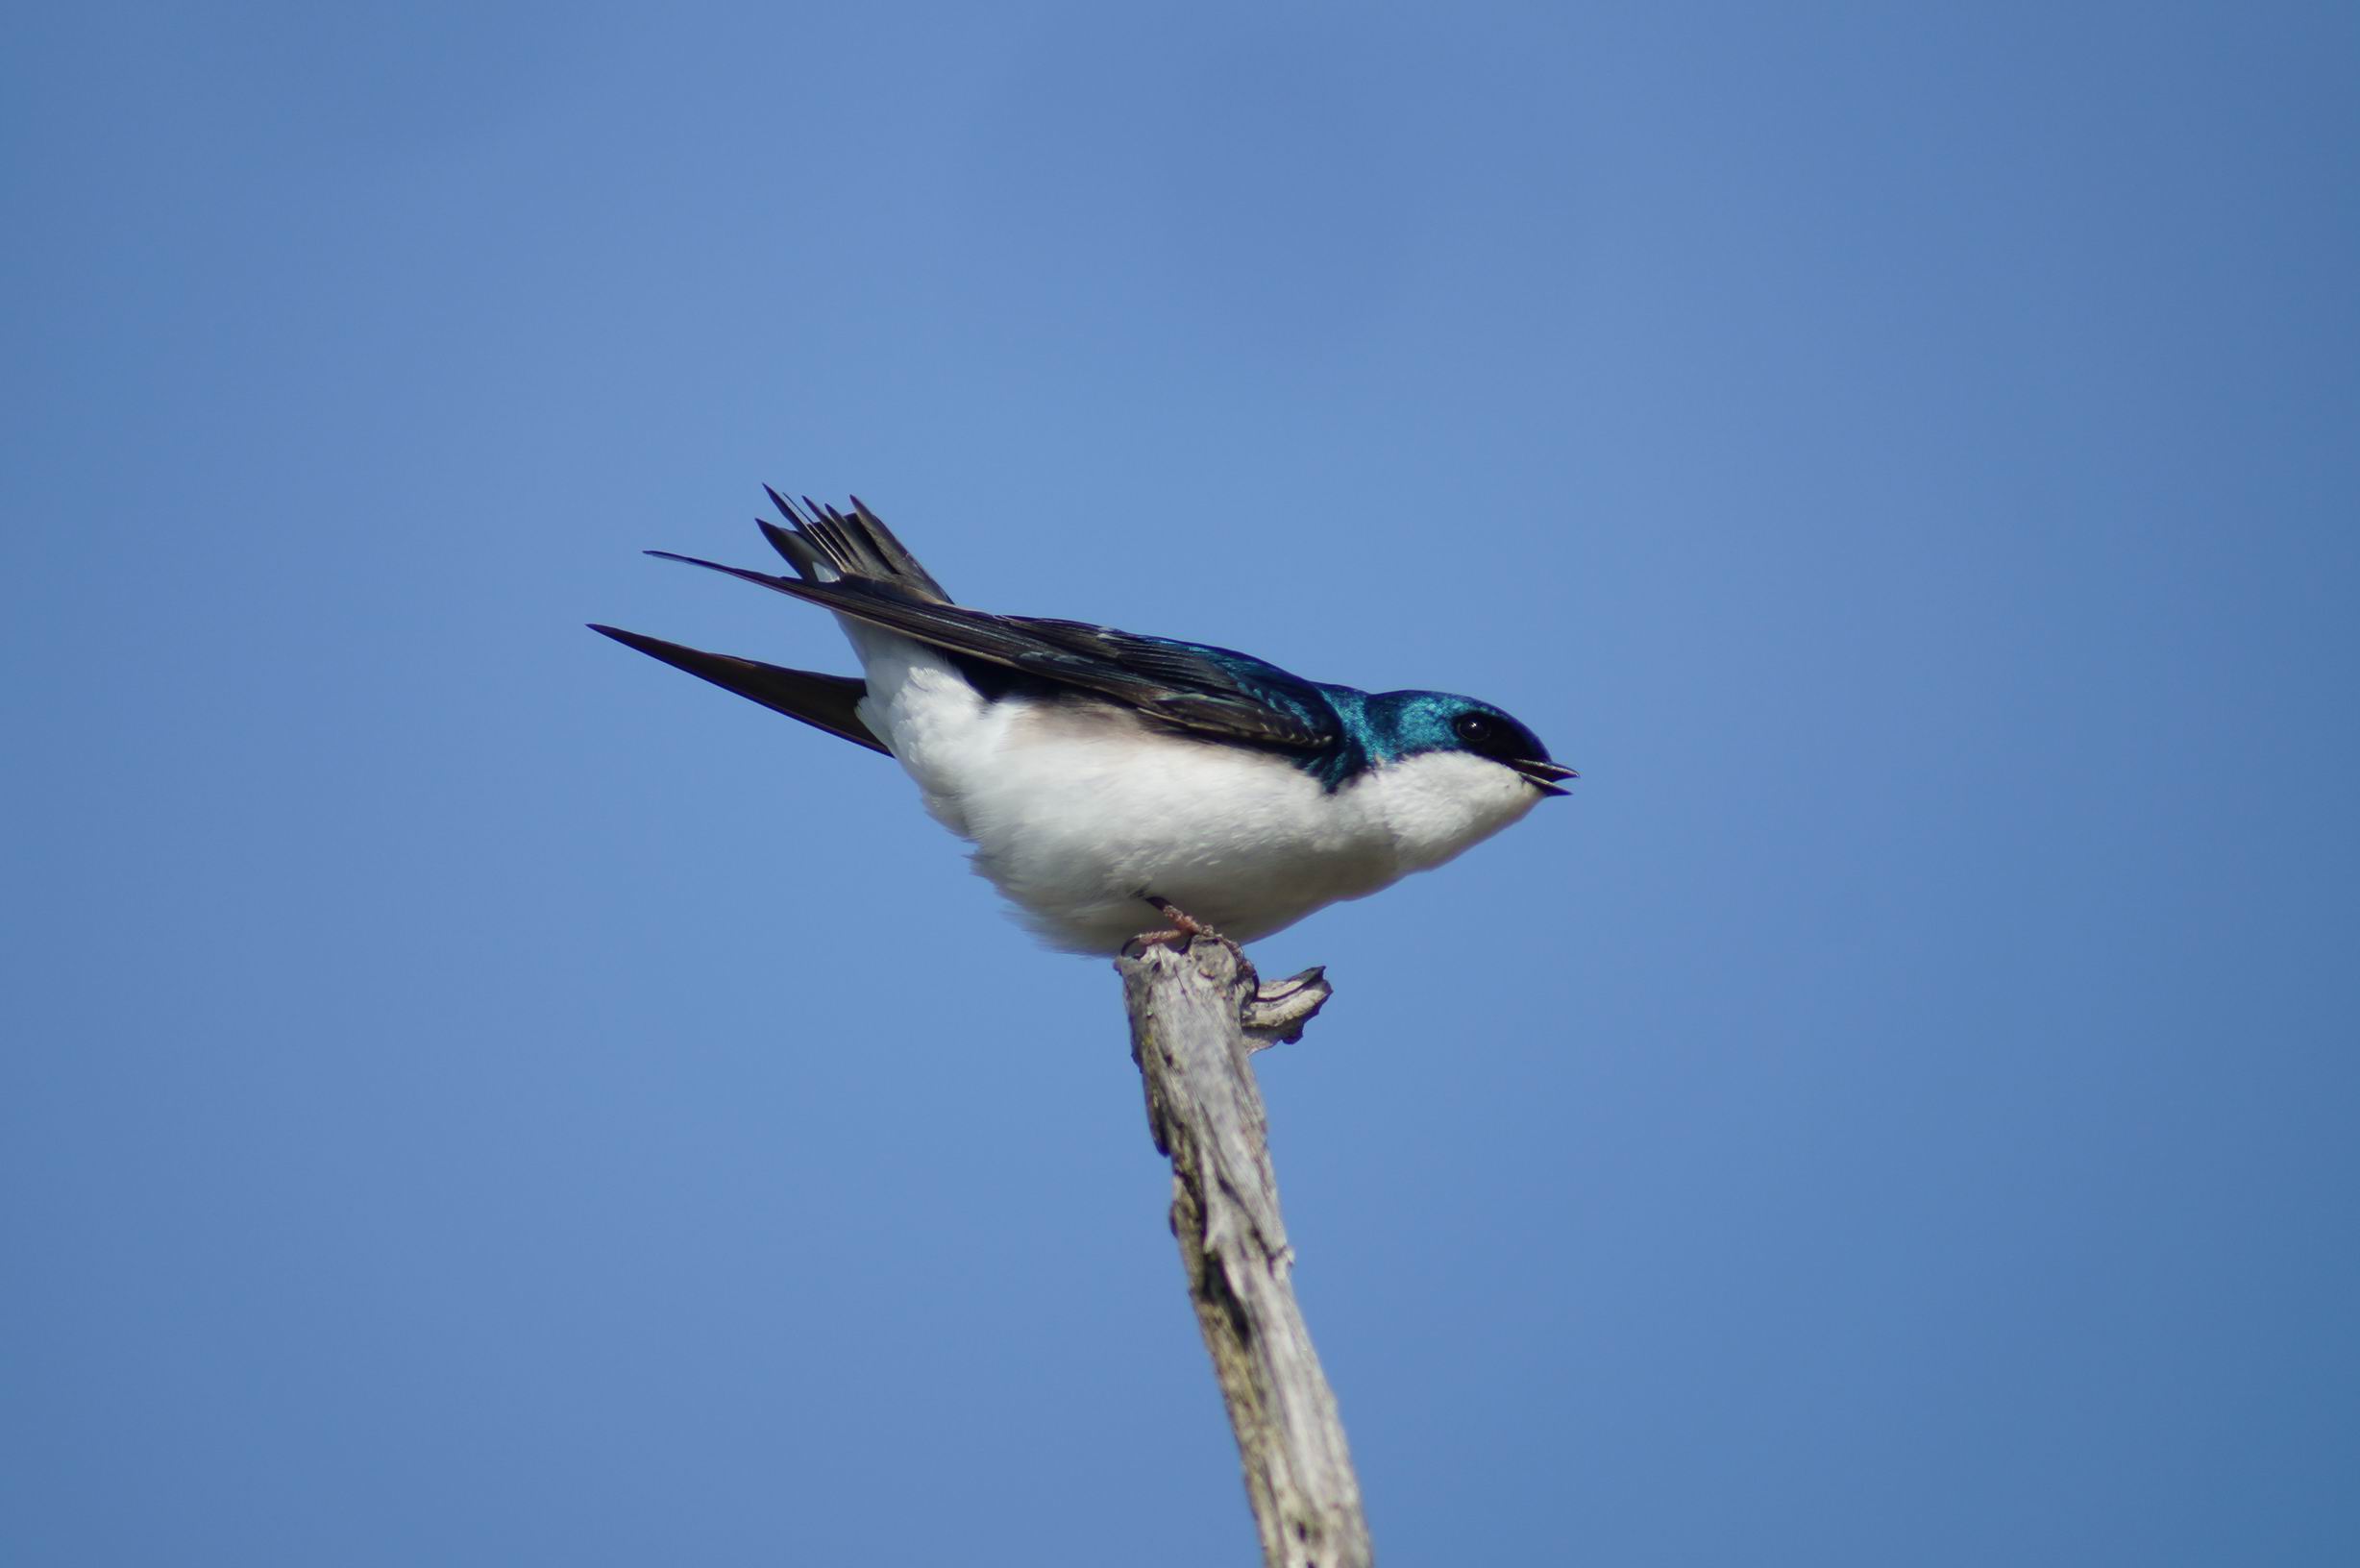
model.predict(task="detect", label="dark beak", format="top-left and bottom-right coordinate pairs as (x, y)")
top-left (1511, 758), bottom-right (1580, 796)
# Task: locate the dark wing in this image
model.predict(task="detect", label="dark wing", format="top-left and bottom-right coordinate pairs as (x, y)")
top-left (1007, 614), bottom-right (1343, 747)
top-left (644, 552), bottom-right (1340, 751)
top-left (588, 625), bottom-right (889, 754)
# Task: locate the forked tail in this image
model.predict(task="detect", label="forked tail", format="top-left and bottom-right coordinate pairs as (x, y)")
top-left (755, 489), bottom-right (953, 604)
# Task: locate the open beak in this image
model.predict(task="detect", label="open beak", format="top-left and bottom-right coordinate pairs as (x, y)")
top-left (1511, 758), bottom-right (1580, 796)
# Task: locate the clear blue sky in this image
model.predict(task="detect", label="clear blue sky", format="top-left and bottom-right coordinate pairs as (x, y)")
top-left (6, 4), bottom-right (2356, 1564)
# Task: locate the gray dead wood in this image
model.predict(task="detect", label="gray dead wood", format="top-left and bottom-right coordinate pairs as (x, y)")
top-left (1117, 937), bottom-right (1370, 1568)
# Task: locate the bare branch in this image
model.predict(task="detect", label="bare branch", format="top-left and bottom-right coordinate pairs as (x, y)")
top-left (1118, 938), bottom-right (1369, 1568)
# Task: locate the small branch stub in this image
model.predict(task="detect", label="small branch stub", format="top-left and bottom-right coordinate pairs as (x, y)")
top-left (1116, 936), bottom-right (1368, 1568)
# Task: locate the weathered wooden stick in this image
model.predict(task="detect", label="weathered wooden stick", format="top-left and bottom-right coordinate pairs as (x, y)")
top-left (1117, 937), bottom-right (1370, 1568)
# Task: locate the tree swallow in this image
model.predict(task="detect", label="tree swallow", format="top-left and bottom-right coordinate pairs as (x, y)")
top-left (592, 490), bottom-right (1575, 956)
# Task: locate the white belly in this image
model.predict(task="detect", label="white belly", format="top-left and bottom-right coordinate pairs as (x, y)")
top-left (850, 635), bottom-right (1539, 953)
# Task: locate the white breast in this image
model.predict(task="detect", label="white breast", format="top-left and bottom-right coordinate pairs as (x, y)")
top-left (850, 634), bottom-right (1541, 952)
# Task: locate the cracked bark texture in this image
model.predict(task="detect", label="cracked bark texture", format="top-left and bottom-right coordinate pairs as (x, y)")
top-left (1118, 937), bottom-right (1370, 1568)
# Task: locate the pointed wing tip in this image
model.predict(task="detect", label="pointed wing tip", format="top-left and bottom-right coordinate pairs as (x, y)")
top-left (588, 623), bottom-right (669, 654)
top-left (584, 622), bottom-right (894, 756)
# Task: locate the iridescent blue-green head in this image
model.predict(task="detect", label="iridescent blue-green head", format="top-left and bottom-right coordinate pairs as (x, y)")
top-left (1322, 687), bottom-right (1577, 796)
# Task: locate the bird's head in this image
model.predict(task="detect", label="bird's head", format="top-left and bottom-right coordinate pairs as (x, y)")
top-left (1325, 689), bottom-right (1575, 872)
top-left (1364, 691), bottom-right (1577, 796)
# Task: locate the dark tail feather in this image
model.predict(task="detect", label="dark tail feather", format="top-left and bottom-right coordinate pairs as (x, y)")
top-left (757, 488), bottom-right (953, 604)
top-left (588, 625), bottom-right (890, 755)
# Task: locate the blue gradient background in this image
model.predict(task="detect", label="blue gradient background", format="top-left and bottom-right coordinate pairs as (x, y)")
top-left (6, 5), bottom-right (2356, 1564)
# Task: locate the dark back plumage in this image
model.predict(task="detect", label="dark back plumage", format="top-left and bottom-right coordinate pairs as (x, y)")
top-left (646, 492), bottom-right (1346, 753)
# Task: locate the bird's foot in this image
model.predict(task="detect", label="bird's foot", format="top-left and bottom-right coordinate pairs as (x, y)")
top-left (1124, 896), bottom-right (1334, 1050)
top-left (1133, 895), bottom-right (1259, 989)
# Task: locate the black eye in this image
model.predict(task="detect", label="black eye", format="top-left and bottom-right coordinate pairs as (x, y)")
top-left (1452, 712), bottom-right (1498, 747)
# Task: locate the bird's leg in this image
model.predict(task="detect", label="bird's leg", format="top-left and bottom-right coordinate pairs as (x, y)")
top-left (1134, 894), bottom-right (1259, 989)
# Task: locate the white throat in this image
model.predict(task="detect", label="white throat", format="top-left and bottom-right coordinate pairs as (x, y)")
top-left (1342, 747), bottom-right (1545, 874)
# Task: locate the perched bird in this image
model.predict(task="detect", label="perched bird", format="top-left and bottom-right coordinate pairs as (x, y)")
top-left (592, 490), bottom-right (1574, 956)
